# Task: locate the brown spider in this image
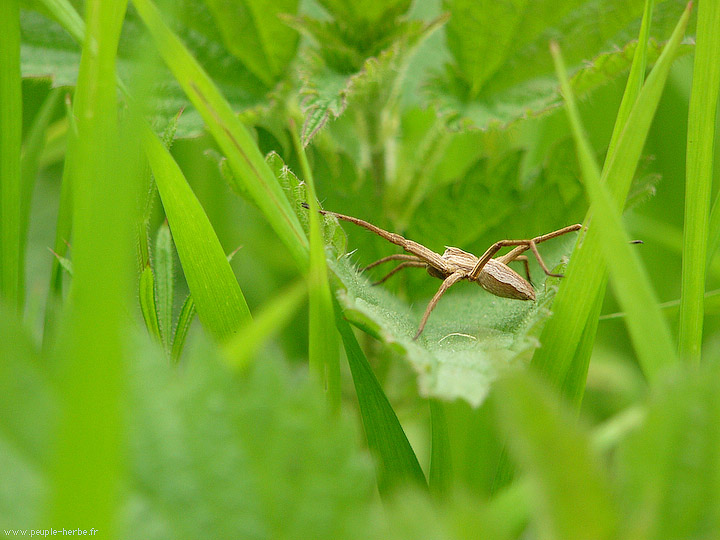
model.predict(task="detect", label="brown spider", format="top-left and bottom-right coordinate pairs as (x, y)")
top-left (306, 204), bottom-right (581, 339)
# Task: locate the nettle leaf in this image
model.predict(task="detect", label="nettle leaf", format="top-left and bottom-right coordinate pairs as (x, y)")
top-left (432, 0), bottom-right (692, 130)
top-left (294, 15), bottom-right (447, 145)
top-left (317, 0), bottom-right (412, 28)
top-left (329, 251), bottom-right (570, 408)
top-left (19, 5), bottom-right (270, 137)
top-left (204, 0), bottom-right (299, 87)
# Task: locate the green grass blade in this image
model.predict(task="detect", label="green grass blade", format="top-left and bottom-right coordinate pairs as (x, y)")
top-left (531, 3), bottom-right (692, 397)
top-left (37, 0), bottom-right (85, 43)
top-left (0, 0), bottom-right (23, 310)
top-left (141, 122), bottom-right (251, 342)
top-left (552, 42), bottom-right (677, 379)
top-left (139, 264), bottom-right (162, 343)
top-left (678, 0), bottom-right (720, 361)
top-left (223, 280), bottom-right (307, 371)
top-left (171, 294), bottom-right (195, 363)
top-left (291, 124), bottom-right (340, 410)
top-left (49, 0), bottom-right (131, 532)
top-left (20, 88), bottom-right (62, 307)
top-left (131, 0), bottom-right (309, 269)
top-left (154, 221), bottom-right (174, 353)
top-left (605, 0), bottom-right (654, 159)
top-left (493, 372), bottom-right (617, 540)
top-left (334, 298), bottom-right (426, 496)
top-left (429, 399), bottom-right (452, 498)
top-left (42, 95), bottom-right (75, 351)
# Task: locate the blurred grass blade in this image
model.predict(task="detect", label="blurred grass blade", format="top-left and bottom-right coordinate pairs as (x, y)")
top-left (171, 294), bottom-right (195, 363)
top-left (0, 0), bottom-right (22, 310)
top-left (20, 88), bottom-right (62, 306)
top-left (154, 221), bottom-right (174, 353)
top-left (49, 0), bottom-right (131, 532)
top-left (131, 0), bottom-right (309, 269)
top-left (141, 122), bottom-right (251, 342)
top-left (429, 399), bottom-right (452, 498)
top-left (38, 0), bottom-right (85, 43)
top-left (605, 0), bottom-right (654, 159)
top-left (552, 42), bottom-right (677, 379)
top-left (531, 3), bottom-right (692, 399)
top-left (335, 299), bottom-right (426, 496)
top-left (291, 124), bottom-right (340, 410)
top-left (42, 95), bottom-right (76, 351)
top-left (493, 372), bottom-right (617, 540)
top-left (223, 280), bottom-right (307, 371)
top-left (679, 0), bottom-right (720, 361)
top-left (139, 264), bottom-right (162, 344)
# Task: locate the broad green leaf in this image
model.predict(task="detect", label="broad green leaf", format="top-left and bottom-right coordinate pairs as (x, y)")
top-left (616, 363), bottom-right (720, 539)
top-left (1, 0), bottom-right (23, 309)
top-left (141, 123), bottom-right (251, 341)
top-left (552, 42), bottom-right (677, 378)
top-left (154, 221), bottom-right (174, 352)
top-left (334, 298), bottom-right (426, 495)
top-left (678, 0), bottom-right (720, 361)
top-left (20, 5), bottom-right (269, 138)
top-left (293, 15), bottom-right (446, 145)
top-left (329, 244), bottom-right (574, 407)
top-left (3, 327), bottom-right (379, 539)
top-left (0, 308), bottom-right (54, 529)
top-left (317, 0), bottom-right (411, 27)
top-left (133, 0), bottom-right (309, 269)
top-left (204, 0), bottom-right (299, 87)
top-left (433, 0), bottom-right (691, 129)
top-left (493, 371), bottom-right (617, 540)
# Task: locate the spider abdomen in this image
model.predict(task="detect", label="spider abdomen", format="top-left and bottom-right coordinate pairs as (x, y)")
top-left (478, 259), bottom-right (535, 301)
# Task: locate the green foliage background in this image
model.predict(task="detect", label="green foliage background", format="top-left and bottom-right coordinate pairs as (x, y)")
top-left (3, 0), bottom-right (720, 538)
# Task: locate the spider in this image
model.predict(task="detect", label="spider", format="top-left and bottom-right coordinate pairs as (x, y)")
top-left (305, 204), bottom-right (582, 339)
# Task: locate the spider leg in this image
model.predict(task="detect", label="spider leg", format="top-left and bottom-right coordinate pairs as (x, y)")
top-left (470, 224), bottom-right (582, 280)
top-left (414, 271), bottom-right (465, 340)
top-left (507, 255), bottom-right (532, 284)
top-left (302, 204), bottom-right (450, 274)
top-left (372, 261), bottom-right (427, 285)
top-left (362, 253), bottom-right (424, 271)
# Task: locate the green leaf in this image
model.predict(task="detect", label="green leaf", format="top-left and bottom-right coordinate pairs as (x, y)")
top-left (154, 221), bottom-right (174, 352)
top-left (0, 308), bottom-right (54, 529)
top-left (20, 5), bottom-right (270, 138)
top-left (334, 299), bottom-right (427, 495)
top-left (552, 41), bottom-right (677, 378)
top-left (1, 0), bottom-right (23, 309)
top-left (49, 0), bottom-right (132, 530)
top-left (3, 327), bottom-right (378, 538)
top-left (616, 363), bottom-right (720, 538)
top-left (317, 0), bottom-right (411, 27)
top-left (204, 0), bottom-right (299, 87)
top-left (170, 294), bottom-right (195, 363)
top-left (132, 0), bottom-right (309, 269)
top-left (295, 15), bottom-right (446, 145)
top-left (678, 0), bottom-right (720, 361)
top-left (329, 245), bottom-right (574, 407)
top-left (139, 264), bottom-right (162, 344)
top-left (493, 371), bottom-right (617, 540)
top-left (433, 0), bottom-right (691, 129)
top-left (141, 122), bottom-right (251, 341)
top-left (429, 399), bottom-right (452, 497)
top-left (223, 280), bottom-right (307, 371)
top-left (531, 2), bottom-right (691, 401)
